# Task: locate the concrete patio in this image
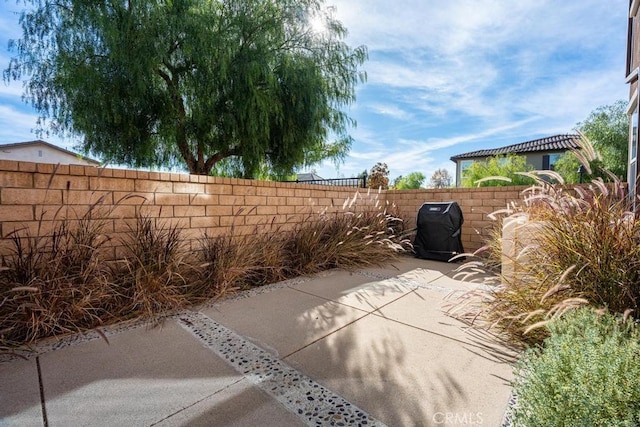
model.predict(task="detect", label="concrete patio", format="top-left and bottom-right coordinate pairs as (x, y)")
top-left (0, 255), bottom-right (516, 426)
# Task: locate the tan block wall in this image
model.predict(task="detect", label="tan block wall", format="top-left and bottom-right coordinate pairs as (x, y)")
top-left (0, 160), bottom-right (533, 259)
top-left (0, 161), bottom-right (375, 259)
top-left (386, 186), bottom-right (525, 254)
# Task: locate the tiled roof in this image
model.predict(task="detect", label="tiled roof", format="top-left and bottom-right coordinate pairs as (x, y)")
top-left (450, 134), bottom-right (582, 161)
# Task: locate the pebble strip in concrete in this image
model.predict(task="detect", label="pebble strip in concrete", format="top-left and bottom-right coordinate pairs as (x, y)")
top-left (178, 311), bottom-right (386, 427)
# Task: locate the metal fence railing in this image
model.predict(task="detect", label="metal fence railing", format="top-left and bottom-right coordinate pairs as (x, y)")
top-left (283, 177), bottom-right (366, 188)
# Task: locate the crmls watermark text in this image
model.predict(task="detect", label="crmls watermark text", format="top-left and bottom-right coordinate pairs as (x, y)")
top-left (432, 412), bottom-right (484, 425)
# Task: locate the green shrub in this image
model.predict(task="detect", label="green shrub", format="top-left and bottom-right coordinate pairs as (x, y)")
top-left (512, 308), bottom-right (640, 426)
top-left (461, 154), bottom-right (535, 187)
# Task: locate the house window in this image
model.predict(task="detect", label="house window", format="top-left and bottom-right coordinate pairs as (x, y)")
top-left (457, 160), bottom-right (474, 187)
top-left (460, 160), bottom-right (473, 174)
top-left (542, 154), bottom-right (562, 171)
top-left (549, 154), bottom-right (561, 170)
top-left (38, 150), bottom-right (43, 157)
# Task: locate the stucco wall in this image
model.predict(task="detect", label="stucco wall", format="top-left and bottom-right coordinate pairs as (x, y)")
top-left (632, 5), bottom-right (640, 74)
top-left (0, 144), bottom-right (97, 166)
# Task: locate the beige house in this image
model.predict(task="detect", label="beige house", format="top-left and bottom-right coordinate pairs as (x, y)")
top-left (450, 134), bottom-right (581, 187)
top-left (627, 1), bottom-right (640, 202)
top-left (0, 140), bottom-right (100, 166)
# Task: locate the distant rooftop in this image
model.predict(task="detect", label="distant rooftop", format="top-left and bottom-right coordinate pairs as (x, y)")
top-left (0, 140), bottom-right (101, 165)
top-left (296, 172), bottom-right (325, 181)
top-left (450, 134), bottom-right (582, 162)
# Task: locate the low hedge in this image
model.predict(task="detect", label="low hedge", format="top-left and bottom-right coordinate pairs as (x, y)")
top-left (512, 308), bottom-right (640, 426)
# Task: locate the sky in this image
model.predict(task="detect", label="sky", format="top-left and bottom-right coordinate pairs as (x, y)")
top-left (0, 0), bottom-right (630, 182)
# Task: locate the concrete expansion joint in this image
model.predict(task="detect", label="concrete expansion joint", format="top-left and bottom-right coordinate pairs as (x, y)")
top-left (149, 376), bottom-right (247, 427)
top-left (280, 311), bottom-right (373, 361)
top-left (35, 356), bottom-right (49, 427)
top-left (178, 311), bottom-right (387, 427)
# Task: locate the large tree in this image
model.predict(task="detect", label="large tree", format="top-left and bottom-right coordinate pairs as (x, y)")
top-left (428, 168), bottom-right (452, 188)
top-left (577, 100), bottom-right (628, 179)
top-left (394, 172), bottom-right (425, 189)
top-left (553, 101), bottom-right (628, 183)
top-left (367, 162), bottom-right (389, 189)
top-left (5, 0), bottom-right (367, 176)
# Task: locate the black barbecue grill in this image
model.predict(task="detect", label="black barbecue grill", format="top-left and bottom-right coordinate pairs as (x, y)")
top-left (413, 201), bottom-right (464, 262)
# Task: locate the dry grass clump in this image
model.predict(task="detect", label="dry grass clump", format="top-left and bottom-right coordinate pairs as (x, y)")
top-left (287, 190), bottom-right (407, 273)
top-left (288, 208), bottom-right (405, 274)
top-left (451, 138), bottom-right (640, 346)
top-left (0, 203), bottom-right (115, 349)
top-left (198, 210), bottom-right (291, 296)
top-left (523, 183), bottom-right (640, 310)
top-left (112, 213), bottom-right (197, 319)
top-left (0, 186), bottom-right (407, 350)
top-left (199, 192), bottom-right (409, 294)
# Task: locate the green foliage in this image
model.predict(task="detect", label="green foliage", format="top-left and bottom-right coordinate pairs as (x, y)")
top-left (394, 172), bottom-right (425, 189)
top-left (551, 152), bottom-right (581, 183)
top-left (461, 154), bottom-right (535, 187)
top-left (512, 308), bottom-right (640, 426)
top-left (429, 168), bottom-right (452, 188)
top-left (552, 152), bottom-right (609, 184)
top-left (367, 162), bottom-right (389, 189)
top-left (5, 0), bottom-right (367, 177)
top-left (554, 101), bottom-right (628, 183)
top-left (577, 100), bottom-right (628, 179)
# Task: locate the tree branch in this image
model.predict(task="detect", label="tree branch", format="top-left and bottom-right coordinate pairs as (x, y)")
top-left (204, 148), bottom-right (241, 173)
top-left (156, 67), bottom-right (197, 173)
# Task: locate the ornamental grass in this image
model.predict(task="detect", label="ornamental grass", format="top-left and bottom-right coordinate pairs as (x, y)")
top-left (449, 135), bottom-right (640, 346)
top-left (0, 183), bottom-right (408, 350)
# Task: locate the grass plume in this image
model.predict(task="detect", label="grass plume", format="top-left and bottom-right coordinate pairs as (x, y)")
top-left (0, 201), bottom-right (114, 348)
top-left (449, 134), bottom-right (639, 346)
top-left (112, 212), bottom-right (195, 319)
top-left (1, 188), bottom-right (407, 350)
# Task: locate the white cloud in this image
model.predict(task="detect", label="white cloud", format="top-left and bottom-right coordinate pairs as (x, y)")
top-left (0, 0), bottom-right (630, 180)
top-left (0, 105), bottom-right (78, 151)
top-left (519, 69), bottom-right (627, 125)
top-left (332, 0), bottom-right (621, 54)
top-left (332, 0), bottom-right (626, 110)
top-left (366, 102), bottom-right (413, 120)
